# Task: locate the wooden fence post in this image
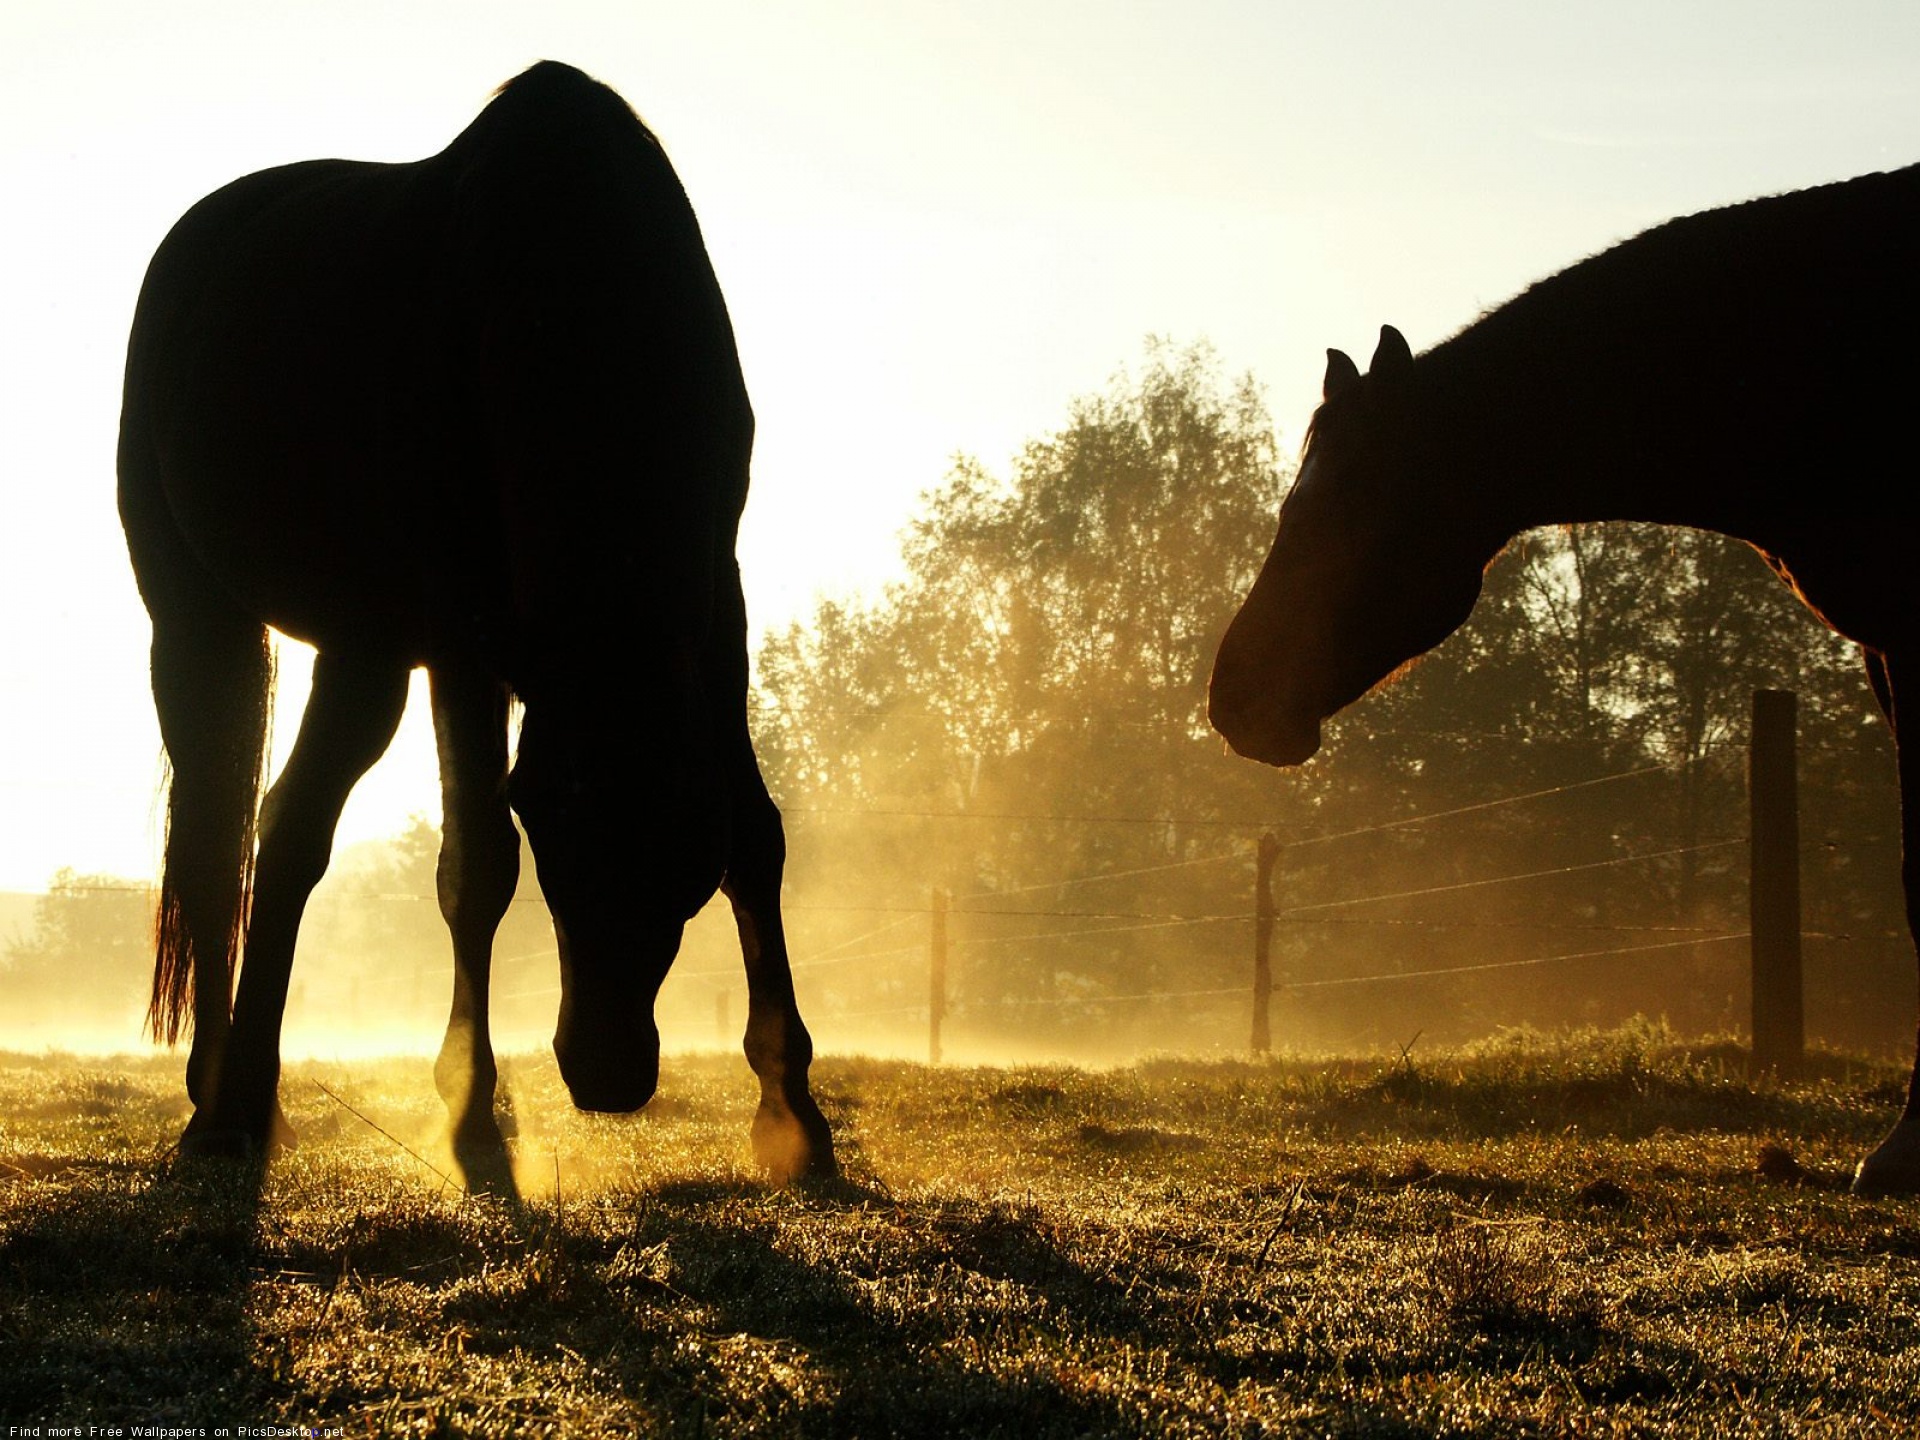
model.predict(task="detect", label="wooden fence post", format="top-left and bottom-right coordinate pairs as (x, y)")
top-left (1252, 831), bottom-right (1280, 1054)
top-left (930, 886), bottom-right (949, 1067)
top-left (1749, 688), bottom-right (1804, 1077)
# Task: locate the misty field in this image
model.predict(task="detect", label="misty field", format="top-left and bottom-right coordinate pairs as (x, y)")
top-left (2, 1024), bottom-right (1918, 1437)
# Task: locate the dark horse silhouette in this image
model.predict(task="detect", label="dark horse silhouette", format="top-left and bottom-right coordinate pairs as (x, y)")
top-left (117, 60), bottom-right (834, 1181)
top-left (1209, 163), bottom-right (1920, 1195)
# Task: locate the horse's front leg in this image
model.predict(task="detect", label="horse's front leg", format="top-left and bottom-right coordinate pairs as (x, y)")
top-left (724, 778), bottom-right (836, 1183)
top-left (195, 651), bottom-right (410, 1155)
top-left (1854, 650), bottom-right (1920, 1195)
top-left (428, 669), bottom-right (520, 1168)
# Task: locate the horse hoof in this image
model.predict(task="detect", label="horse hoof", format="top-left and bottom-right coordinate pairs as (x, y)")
top-left (180, 1105), bottom-right (298, 1160)
top-left (1851, 1120), bottom-right (1920, 1197)
top-left (751, 1100), bottom-right (838, 1184)
top-left (178, 1127), bottom-right (263, 1161)
top-left (450, 1128), bottom-right (518, 1197)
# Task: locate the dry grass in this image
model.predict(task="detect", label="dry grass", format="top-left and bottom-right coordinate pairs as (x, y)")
top-left (2, 1023), bottom-right (1918, 1436)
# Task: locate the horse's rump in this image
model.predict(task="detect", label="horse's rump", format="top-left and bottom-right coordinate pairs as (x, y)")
top-left (122, 62), bottom-right (749, 671)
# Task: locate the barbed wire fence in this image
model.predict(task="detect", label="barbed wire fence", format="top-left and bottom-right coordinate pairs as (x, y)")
top-left (4, 693), bottom-right (1907, 1067)
top-left (742, 758), bottom-right (1754, 1061)
top-left (671, 698), bottom-right (1901, 1068)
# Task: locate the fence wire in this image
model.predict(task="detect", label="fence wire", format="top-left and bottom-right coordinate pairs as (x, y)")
top-left (15, 747), bottom-right (1864, 1043)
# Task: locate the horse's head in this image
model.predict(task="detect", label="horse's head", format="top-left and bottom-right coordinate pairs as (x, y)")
top-left (1209, 325), bottom-right (1494, 766)
top-left (509, 669), bottom-right (729, 1112)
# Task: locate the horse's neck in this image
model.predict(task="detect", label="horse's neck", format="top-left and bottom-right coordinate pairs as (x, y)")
top-left (1411, 333), bottom-right (1768, 551)
top-left (1403, 169), bottom-right (1920, 550)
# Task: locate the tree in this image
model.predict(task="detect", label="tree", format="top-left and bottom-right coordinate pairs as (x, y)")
top-left (2, 870), bottom-right (153, 1045)
top-left (1293, 520), bottom-right (1896, 1049)
top-left (756, 341), bottom-right (1294, 1050)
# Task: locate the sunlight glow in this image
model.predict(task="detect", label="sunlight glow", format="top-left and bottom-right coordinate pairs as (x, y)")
top-left (1, 0), bottom-right (1916, 1065)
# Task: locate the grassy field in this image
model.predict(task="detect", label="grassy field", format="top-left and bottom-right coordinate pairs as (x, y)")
top-left (2, 1022), bottom-right (1918, 1437)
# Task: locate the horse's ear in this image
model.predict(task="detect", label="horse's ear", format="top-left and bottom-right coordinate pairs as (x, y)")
top-left (1324, 348), bottom-right (1361, 400)
top-left (1371, 324), bottom-right (1413, 375)
top-left (1374, 324), bottom-right (1420, 374)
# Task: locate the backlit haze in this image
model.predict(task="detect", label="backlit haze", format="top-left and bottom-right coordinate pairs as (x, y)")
top-left (3, 0), bottom-right (1917, 899)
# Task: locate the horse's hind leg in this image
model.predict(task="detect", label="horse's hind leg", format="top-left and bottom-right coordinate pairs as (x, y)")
top-left (194, 650), bottom-right (410, 1154)
top-left (148, 613), bottom-right (273, 1138)
top-left (428, 668), bottom-right (520, 1163)
top-left (1854, 649), bottom-right (1920, 1195)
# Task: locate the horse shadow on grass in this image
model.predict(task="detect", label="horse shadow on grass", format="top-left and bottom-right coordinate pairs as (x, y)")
top-left (417, 1170), bottom-right (1207, 1434)
top-left (417, 1158), bottom-right (1822, 1436)
top-left (0, 1152), bottom-right (273, 1419)
top-left (0, 1075), bottom-right (518, 1427)
top-left (581, 1176), bottom-right (1710, 1432)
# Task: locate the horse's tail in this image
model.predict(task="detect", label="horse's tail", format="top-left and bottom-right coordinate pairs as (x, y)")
top-left (147, 626), bottom-right (275, 1046)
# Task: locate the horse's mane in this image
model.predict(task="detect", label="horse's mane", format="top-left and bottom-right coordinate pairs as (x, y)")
top-left (1296, 387), bottom-right (1361, 475)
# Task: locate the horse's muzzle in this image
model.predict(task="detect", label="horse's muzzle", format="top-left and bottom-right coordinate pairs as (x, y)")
top-left (1207, 678), bottom-right (1323, 768)
top-left (556, 1032), bottom-right (661, 1113)
top-left (1220, 717), bottom-right (1322, 768)
top-left (553, 993), bottom-right (662, 1113)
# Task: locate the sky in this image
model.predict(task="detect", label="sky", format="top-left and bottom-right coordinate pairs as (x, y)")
top-left (1, 0), bottom-right (1917, 896)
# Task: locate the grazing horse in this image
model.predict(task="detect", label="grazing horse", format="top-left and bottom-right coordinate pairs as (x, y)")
top-left (117, 60), bottom-right (835, 1181)
top-left (1208, 163), bottom-right (1920, 1195)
